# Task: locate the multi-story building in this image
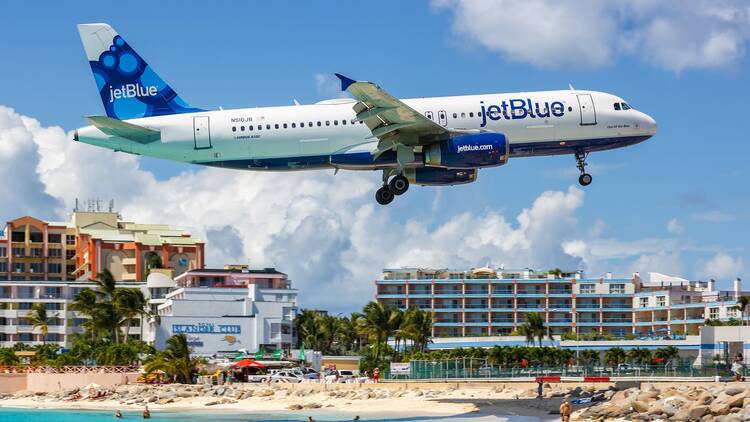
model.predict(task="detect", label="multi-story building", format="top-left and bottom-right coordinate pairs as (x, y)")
top-left (0, 211), bottom-right (205, 282)
top-left (150, 266), bottom-right (298, 356)
top-left (0, 279), bottom-right (146, 347)
top-left (376, 267), bottom-right (745, 339)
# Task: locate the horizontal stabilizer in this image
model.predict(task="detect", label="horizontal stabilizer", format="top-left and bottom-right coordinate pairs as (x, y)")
top-left (85, 115), bottom-right (160, 143)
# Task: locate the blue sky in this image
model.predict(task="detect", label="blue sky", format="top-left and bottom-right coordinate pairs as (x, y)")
top-left (1, 1), bottom-right (748, 309)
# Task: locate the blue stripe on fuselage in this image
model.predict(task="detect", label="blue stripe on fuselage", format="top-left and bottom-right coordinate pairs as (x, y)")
top-left (196, 135), bottom-right (651, 170)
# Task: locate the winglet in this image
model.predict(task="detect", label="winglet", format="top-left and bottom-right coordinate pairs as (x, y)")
top-left (335, 73), bottom-right (357, 91)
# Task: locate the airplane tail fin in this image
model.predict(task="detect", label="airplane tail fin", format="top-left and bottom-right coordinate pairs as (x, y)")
top-left (77, 23), bottom-right (203, 120)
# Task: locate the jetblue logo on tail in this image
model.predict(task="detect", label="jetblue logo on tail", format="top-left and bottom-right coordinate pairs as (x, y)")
top-left (108, 83), bottom-right (158, 103)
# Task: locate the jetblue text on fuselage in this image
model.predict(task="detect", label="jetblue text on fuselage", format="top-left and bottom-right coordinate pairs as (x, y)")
top-left (108, 83), bottom-right (158, 103)
top-left (479, 99), bottom-right (566, 128)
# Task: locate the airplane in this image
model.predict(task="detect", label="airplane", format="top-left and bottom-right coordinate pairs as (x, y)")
top-left (74, 23), bottom-right (657, 205)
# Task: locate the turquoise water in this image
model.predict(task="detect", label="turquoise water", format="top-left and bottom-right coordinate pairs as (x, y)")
top-left (0, 408), bottom-right (514, 422)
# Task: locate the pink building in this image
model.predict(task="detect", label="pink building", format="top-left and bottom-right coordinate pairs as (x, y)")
top-left (174, 265), bottom-right (290, 289)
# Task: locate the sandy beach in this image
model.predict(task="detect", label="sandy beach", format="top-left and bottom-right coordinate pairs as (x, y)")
top-left (0, 382), bottom-right (563, 420)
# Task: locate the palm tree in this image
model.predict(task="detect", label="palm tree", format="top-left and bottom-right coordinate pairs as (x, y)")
top-left (401, 308), bottom-right (433, 352)
top-left (626, 348), bottom-right (652, 366)
top-left (145, 334), bottom-right (194, 383)
top-left (604, 347), bottom-right (626, 366)
top-left (92, 269), bottom-right (117, 300)
top-left (28, 303), bottom-right (54, 344)
top-left (654, 346), bottom-right (680, 367)
top-left (734, 296), bottom-right (750, 326)
top-left (579, 350), bottom-right (600, 366)
top-left (70, 288), bottom-right (99, 340)
top-left (520, 313), bottom-right (547, 347)
top-left (115, 288), bottom-right (148, 343)
top-left (0, 348), bottom-right (19, 365)
top-left (517, 324), bottom-right (535, 346)
top-left (358, 301), bottom-right (393, 361)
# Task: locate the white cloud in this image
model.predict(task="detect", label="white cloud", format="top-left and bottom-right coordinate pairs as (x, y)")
top-left (667, 218), bottom-right (685, 235)
top-left (693, 210), bottom-right (749, 223)
top-left (433, 0), bottom-right (750, 72)
top-left (1, 105), bottom-right (745, 311)
top-left (703, 253), bottom-right (744, 279)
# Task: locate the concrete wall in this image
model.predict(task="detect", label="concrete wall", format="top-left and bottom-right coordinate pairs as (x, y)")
top-left (24, 372), bottom-right (140, 392)
top-left (0, 373), bottom-right (27, 393)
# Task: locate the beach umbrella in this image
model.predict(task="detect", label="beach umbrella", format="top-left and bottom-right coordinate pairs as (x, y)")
top-left (232, 359), bottom-right (266, 368)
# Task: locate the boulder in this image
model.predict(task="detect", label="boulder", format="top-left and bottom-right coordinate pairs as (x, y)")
top-left (726, 387), bottom-right (746, 397)
top-left (689, 405), bottom-right (710, 419)
top-left (631, 400), bottom-right (650, 413)
top-left (287, 404), bottom-right (303, 410)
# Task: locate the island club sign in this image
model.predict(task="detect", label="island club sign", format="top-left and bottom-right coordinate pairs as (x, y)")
top-left (172, 322), bottom-right (241, 335)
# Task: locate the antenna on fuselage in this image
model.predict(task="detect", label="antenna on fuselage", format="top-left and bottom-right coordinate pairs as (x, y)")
top-left (568, 83), bottom-right (575, 90)
top-left (293, 99), bottom-right (301, 106)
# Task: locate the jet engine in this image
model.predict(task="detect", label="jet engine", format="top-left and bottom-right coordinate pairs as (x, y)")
top-left (424, 133), bottom-right (509, 169)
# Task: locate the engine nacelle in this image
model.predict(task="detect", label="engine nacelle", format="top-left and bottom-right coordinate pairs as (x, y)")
top-left (424, 133), bottom-right (509, 169)
top-left (406, 167), bottom-right (478, 186)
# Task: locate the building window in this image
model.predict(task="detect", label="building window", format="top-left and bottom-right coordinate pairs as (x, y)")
top-left (639, 297), bottom-right (649, 308)
top-left (66, 235), bottom-right (75, 245)
top-left (0, 262), bottom-right (6, 272)
top-left (0, 246), bottom-right (5, 257)
top-left (11, 232), bottom-right (25, 242)
top-left (66, 250), bottom-right (75, 260)
top-left (579, 284), bottom-right (595, 294)
top-left (656, 296), bottom-right (666, 307)
top-left (709, 307), bottom-right (719, 319)
top-left (13, 263), bottom-right (25, 273)
top-left (12, 247), bottom-right (24, 257)
top-left (609, 284), bottom-right (626, 294)
top-left (48, 248), bottom-right (62, 258)
top-left (30, 248), bottom-right (43, 257)
top-left (29, 263), bottom-right (43, 273)
top-left (48, 233), bottom-right (62, 243)
top-left (48, 263), bottom-right (62, 274)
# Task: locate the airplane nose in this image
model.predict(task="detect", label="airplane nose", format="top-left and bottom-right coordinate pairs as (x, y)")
top-left (641, 113), bottom-right (657, 136)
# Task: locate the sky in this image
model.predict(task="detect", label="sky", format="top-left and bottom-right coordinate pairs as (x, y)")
top-left (1, 0), bottom-right (749, 312)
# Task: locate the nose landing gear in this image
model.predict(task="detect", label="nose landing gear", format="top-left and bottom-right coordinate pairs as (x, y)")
top-left (375, 170), bottom-right (410, 205)
top-left (575, 151), bottom-right (593, 187)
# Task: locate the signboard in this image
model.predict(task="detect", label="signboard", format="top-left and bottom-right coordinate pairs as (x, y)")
top-left (390, 362), bottom-right (411, 375)
top-left (172, 323), bottom-right (241, 334)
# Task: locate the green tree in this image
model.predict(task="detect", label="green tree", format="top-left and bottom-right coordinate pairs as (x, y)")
top-left (28, 303), bottom-right (54, 344)
top-left (626, 348), bottom-right (652, 365)
top-left (358, 301), bottom-right (394, 361)
top-left (401, 308), bottom-right (433, 353)
top-left (519, 312), bottom-right (547, 347)
top-left (144, 334), bottom-right (194, 383)
top-left (0, 348), bottom-right (19, 365)
top-left (604, 347), bottom-right (626, 366)
top-left (579, 349), bottom-right (600, 366)
top-left (734, 296), bottom-right (750, 326)
top-left (115, 288), bottom-right (148, 342)
top-left (654, 346), bottom-right (680, 366)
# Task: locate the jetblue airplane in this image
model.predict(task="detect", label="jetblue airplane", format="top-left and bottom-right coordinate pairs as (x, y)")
top-left (75, 23), bottom-right (657, 205)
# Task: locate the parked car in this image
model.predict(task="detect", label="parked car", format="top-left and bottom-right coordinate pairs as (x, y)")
top-left (268, 370), bottom-right (303, 383)
top-left (325, 369), bottom-right (356, 383)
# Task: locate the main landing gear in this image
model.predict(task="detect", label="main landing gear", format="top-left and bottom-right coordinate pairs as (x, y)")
top-left (575, 151), bottom-right (593, 187)
top-left (376, 171), bottom-right (410, 205)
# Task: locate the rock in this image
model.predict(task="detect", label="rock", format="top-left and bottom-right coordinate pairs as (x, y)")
top-left (716, 415), bottom-right (742, 422)
top-left (689, 405), bottom-right (710, 419)
top-left (204, 400), bottom-right (220, 406)
top-left (631, 400), bottom-right (649, 413)
top-left (303, 403), bottom-right (322, 409)
top-left (726, 387), bottom-right (746, 396)
top-left (287, 404), bottom-right (303, 410)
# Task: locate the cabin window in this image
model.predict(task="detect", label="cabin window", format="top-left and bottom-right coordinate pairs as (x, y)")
top-left (568, 106), bottom-right (573, 112)
top-left (452, 112), bottom-right (458, 118)
top-left (232, 126), bottom-right (236, 132)
top-left (257, 125), bottom-right (262, 130)
top-left (325, 120), bottom-right (330, 126)
top-left (614, 103), bottom-right (621, 111)
top-left (469, 112), bottom-right (474, 118)
top-left (274, 124), bottom-right (279, 129)
top-left (291, 123), bottom-right (296, 128)
top-left (283, 123), bottom-right (288, 129)
top-left (317, 121), bottom-right (322, 127)
top-left (266, 124), bottom-right (271, 130)
top-left (333, 120), bottom-right (338, 126)
top-left (342, 119), bottom-right (347, 125)
top-left (240, 126), bottom-right (245, 131)
top-left (248, 125), bottom-right (253, 131)
top-left (308, 122), bottom-right (313, 127)
top-left (300, 122), bottom-right (305, 128)
top-left (461, 112), bottom-right (466, 118)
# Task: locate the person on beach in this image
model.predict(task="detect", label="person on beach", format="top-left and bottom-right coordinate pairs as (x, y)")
top-left (143, 405), bottom-right (150, 419)
top-left (307, 417), bottom-right (315, 422)
top-left (560, 398), bottom-right (571, 422)
top-left (373, 367), bottom-right (380, 383)
top-left (114, 410), bottom-right (122, 418)
top-left (732, 355), bottom-right (744, 381)
top-left (537, 381), bottom-right (543, 399)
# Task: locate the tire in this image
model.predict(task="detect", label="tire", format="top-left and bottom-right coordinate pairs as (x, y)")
top-left (388, 175), bottom-right (410, 196)
top-left (578, 173), bottom-right (593, 186)
top-left (375, 186), bottom-right (395, 205)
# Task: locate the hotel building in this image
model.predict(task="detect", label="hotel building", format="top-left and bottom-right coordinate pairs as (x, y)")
top-left (0, 211), bottom-right (204, 283)
top-left (376, 267), bottom-right (745, 338)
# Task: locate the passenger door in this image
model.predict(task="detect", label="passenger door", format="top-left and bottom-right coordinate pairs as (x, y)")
top-left (193, 116), bottom-right (212, 149)
top-left (576, 94), bottom-right (597, 125)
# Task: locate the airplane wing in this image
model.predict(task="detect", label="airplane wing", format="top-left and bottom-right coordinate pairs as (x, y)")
top-left (335, 74), bottom-right (450, 160)
top-left (85, 115), bottom-right (161, 143)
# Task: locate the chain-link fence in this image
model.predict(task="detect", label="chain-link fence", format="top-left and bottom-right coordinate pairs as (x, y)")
top-left (385, 358), bottom-right (737, 380)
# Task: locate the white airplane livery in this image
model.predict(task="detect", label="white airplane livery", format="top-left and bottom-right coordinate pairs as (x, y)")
top-left (75, 23), bottom-right (657, 205)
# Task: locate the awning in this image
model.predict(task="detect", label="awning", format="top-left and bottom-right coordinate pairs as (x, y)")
top-left (232, 359), bottom-right (266, 368)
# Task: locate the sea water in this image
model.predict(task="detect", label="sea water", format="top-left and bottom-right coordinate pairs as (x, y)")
top-left (0, 408), bottom-right (541, 422)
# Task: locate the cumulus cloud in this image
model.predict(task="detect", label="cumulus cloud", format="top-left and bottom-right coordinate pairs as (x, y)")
top-left (1, 105), bottom-right (744, 311)
top-left (433, 0), bottom-right (750, 72)
top-left (703, 253), bottom-right (744, 279)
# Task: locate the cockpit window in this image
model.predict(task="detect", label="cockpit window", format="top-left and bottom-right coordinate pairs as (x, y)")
top-left (621, 102), bottom-right (632, 110)
top-left (614, 103), bottom-right (621, 111)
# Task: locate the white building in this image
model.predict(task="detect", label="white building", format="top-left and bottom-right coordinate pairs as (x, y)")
top-left (151, 283), bottom-right (297, 356)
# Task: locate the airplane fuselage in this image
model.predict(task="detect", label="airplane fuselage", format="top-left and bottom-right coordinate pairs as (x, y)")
top-left (76, 89), bottom-right (657, 172)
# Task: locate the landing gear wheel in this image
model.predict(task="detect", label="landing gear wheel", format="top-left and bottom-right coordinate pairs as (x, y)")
top-left (388, 175), bottom-right (409, 196)
top-left (574, 151), bottom-right (592, 186)
top-left (578, 173), bottom-right (593, 186)
top-left (375, 186), bottom-right (395, 205)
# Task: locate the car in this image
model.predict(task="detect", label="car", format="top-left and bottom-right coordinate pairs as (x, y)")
top-left (268, 370), bottom-right (303, 383)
